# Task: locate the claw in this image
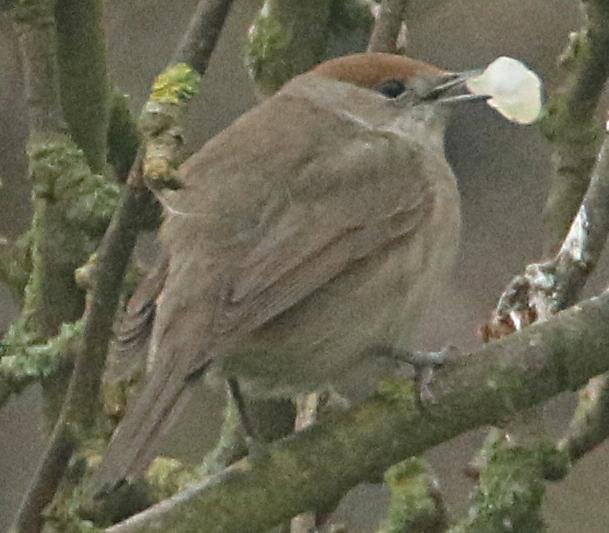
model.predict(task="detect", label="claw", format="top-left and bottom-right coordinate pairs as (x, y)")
top-left (410, 345), bottom-right (460, 404)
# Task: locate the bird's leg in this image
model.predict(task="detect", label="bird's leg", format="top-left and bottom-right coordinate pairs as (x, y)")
top-left (377, 345), bottom-right (459, 403)
top-left (226, 378), bottom-right (270, 460)
top-left (227, 378), bottom-right (258, 441)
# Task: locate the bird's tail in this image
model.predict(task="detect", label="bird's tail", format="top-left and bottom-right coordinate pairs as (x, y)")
top-left (90, 350), bottom-right (198, 499)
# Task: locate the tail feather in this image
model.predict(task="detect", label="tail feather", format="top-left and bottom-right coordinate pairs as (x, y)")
top-left (90, 355), bottom-right (196, 498)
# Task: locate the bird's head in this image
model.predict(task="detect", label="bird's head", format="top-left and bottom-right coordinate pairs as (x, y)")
top-left (312, 52), bottom-right (485, 108)
top-left (278, 53), bottom-right (486, 146)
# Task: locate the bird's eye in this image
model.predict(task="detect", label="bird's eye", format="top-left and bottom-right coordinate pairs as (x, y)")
top-left (375, 79), bottom-right (407, 98)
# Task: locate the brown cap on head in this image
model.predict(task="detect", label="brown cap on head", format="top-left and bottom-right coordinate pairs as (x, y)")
top-left (312, 53), bottom-right (448, 92)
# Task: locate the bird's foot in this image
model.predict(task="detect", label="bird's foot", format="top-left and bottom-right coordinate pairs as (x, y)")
top-left (382, 344), bottom-right (459, 404)
top-left (410, 345), bottom-right (459, 404)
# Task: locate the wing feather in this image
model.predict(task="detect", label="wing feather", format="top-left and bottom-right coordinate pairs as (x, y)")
top-left (212, 182), bottom-right (432, 339)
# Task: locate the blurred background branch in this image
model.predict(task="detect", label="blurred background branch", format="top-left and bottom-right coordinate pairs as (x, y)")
top-left (540, 0), bottom-right (609, 256)
top-left (367, 0), bottom-right (408, 53)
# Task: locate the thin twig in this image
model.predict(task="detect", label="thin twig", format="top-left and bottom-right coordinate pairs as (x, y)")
top-left (11, 1), bottom-right (235, 531)
top-left (171, 0), bottom-right (234, 74)
top-left (105, 289), bottom-right (609, 533)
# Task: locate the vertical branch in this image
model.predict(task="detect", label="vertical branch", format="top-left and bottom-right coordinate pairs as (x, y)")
top-left (540, 0), bottom-right (609, 255)
top-left (558, 375), bottom-right (609, 463)
top-left (55, 0), bottom-right (110, 173)
top-left (11, 0), bottom-right (116, 343)
top-left (171, 0), bottom-right (234, 74)
top-left (377, 458), bottom-right (447, 533)
top-left (452, 431), bottom-right (546, 532)
top-left (0, 1), bottom-right (118, 418)
top-left (106, 91), bottom-right (140, 180)
top-left (11, 1), bottom-right (236, 531)
top-left (245, 0), bottom-right (333, 96)
top-left (11, 0), bottom-right (106, 425)
top-left (8, 1), bottom-right (82, 531)
top-left (12, 0), bottom-right (67, 335)
top-left (367, 0), bottom-right (408, 53)
top-left (12, 1), bottom-right (64, 134)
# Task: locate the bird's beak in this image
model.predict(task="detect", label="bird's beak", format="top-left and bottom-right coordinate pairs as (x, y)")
top-left (424, 71), bottom-right (490, 105)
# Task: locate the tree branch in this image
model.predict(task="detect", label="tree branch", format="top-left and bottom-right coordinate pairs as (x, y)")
top-left (245, 0), bottom-right (333, 96)
top-left (540, 0), bottom-right (609, 255)
top-left (12, 0), bottom-right (64, 135)
top-left (106, 289), bottom-right (609, 533)
top-left (0, 320), bottom-right (82, 408)
top-left (478, 87), bottom-right (609, 532)
top-left (378, 458), bottom-right (447, 533)
top-left (558, 374), bottom-right (609, 465)
top-left (474, 7), bottom-right (609, 526)
top-left (10, 1), bottom-right (235, 531)
top-left (54, 0), bottom-right (110, 173)
top-left (367, 0), bottom-right (408, 53)
top-left (11, 2), bottom-right (77, 342)
top-left (5, 1), bottom-right (120, 427)
top-left (451, 430), bottom-right (550, 532)
top-left (171, 0), bottom-right (234, 74)
top-left (106, 91), bottom-right (140, 180)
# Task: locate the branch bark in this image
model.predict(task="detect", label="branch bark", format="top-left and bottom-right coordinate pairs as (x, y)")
top-left (367, 0), bottom-right (408, 53)
top-left (245, 0), bottom-right (333, 96)
top-left (55, 0), bottom-right (110, 173)
top-left (540, 0), bottom-right (609, 255)
top-left (171, 0), bottom-right (234, 74)
top-left (106, 289), bottom-right (609, 533)
top-left (10, 1), bottom-right (235, 532)
top-left (559, 374), bottom-right (609, 463)
top-left (378, 458), bottom-right (447, 533)
top-left (474, 7), bottom-right (609, 526)
top-left (12, 1), bottom-right (83, 346)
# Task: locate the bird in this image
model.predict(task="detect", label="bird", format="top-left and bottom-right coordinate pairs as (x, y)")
top-left (91, 52), bottom-right (487, 496)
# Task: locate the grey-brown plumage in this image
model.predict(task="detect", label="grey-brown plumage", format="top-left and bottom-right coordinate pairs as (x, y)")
top-left (92, 53), bottom-right (466, 495)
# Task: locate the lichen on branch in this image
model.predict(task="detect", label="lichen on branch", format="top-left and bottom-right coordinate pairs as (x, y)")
top-left (450, 431), bottom-right (546, 533)
top-left (540, 0), bottom-right (609, 255)
top-left (0, 320), bottom-right (83, 399)
top-left (0, 134), bottom-right (119, 411)
top-left (378, 458), bottom-right (447, 533)
top-left (137, 63), bottom-right (201, 190)
top-left (21, 134), bottom-right (119, 339)
top-left (245, 0), bottom-right (334, 96)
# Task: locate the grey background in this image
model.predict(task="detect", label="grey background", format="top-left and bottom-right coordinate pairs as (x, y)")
top-left (2, 1), bottom-right (608, 531)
